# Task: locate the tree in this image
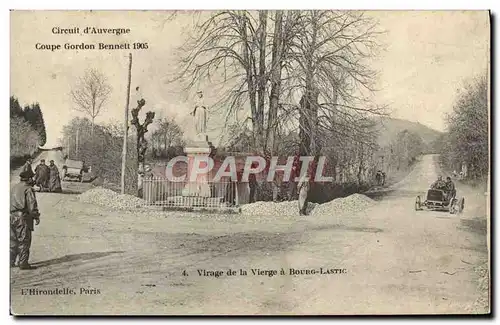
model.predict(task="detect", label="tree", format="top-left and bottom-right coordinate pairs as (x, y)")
top-left (150, 117), bottom-right (185, 157)
top-left (223, 124), bottom-right (254, 153)
top-left (10, 96), bottom-right (46, 158)
top-left (173, 11), bottom-right (271, 151)
top-left (10, 96), bottom-right (24, 118)
top-left (71, 68), bottom-right (112, 135)
top-left (443, 74), bottom-right (488, 180)
top-left (10, 116), bottom-right (39, 158)
top-left (131, 98), bottom-right (156, 198)
top-left (30, 103), bottom-right (47, 146)
top-left (267, 11), bottom-right (300, 154)
top-left (394, 130), bottom-right (423, 168)
top-left (279, 11), bottom-right (385, 156)
top-left (61, 117), bottom-right (138, 194)
top-left (172, 10), bottom-right (386, 202)
top-left (174, 11), bottom-right (384, 153)
top-left (17, 101), bottom-right (47, 147)
top-left (277, 11), bottom-right (384, 197)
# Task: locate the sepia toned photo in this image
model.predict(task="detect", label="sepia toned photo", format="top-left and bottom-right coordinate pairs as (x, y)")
top-left (9, 10), bottom-right (490, 315)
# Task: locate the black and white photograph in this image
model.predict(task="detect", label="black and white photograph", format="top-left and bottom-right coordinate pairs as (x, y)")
top-left (9, 9), bottom-right (490, 315)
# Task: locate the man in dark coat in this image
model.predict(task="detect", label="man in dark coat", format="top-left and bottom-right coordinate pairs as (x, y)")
top-left (224, 180), bottom-right (236, 206)
top-left (375, 170), bottom-right (382, 186)
top-left (48, 160), bottom-right (62, 193)
top-left (445, 176), bottom-right (456, 201)
top-left (248, 162), bottom-right (258, 203)
top-left (297, 174), bottom-right (310, 216)
top-left (21, 158), bottom-right (34, 178)
top-left (34, 159), bottom-right (50, 190)
top-left (287, 152), bottom-right (301, 201)
top-left (10, 171), bottom-right (40, 269)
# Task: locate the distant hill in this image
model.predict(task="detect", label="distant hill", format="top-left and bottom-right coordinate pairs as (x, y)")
top-left (374, 117), bottom-right (443, 148)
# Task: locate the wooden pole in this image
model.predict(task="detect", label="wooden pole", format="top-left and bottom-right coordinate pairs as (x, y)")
top-left (75, 128), bottom-right (79, 156)
top-left (121, 53), bottom-right (132, 194)
top-left (66, 137), bottom-right (70, 158)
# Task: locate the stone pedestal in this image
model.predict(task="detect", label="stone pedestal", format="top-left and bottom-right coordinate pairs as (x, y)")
top-left (182, 138), bottom-right (212, 197)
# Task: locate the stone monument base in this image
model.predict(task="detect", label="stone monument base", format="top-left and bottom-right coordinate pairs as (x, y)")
top-left (182, 137), bottom-right (212, 198)
top-left (181, 182), bottom-right (211, 197)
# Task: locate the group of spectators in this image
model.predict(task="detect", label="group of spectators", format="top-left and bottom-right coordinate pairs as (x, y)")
top-left (375, 170), bottom-right (386, 186)
top-left (21, 157), bottom-right (62, 193)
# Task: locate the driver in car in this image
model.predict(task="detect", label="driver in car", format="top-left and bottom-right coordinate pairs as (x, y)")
top-left (431, 176), bottom-right (446, 190)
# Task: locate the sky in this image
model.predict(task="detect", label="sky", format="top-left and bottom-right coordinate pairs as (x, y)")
top-left (10, 10), bottom-right (490, 148)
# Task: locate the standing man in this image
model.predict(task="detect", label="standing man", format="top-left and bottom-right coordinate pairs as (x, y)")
top-left (287, 151), bottom-right (301, 201)
top-left (375, 170), bottom-right (381, 186)
top-left (248, 161), bottom-right (258, 203)
top-left (34, 159), bottom-right (50, 191)
top-left (297, 174), bottom-right (310, 216)
top-left (224, 178), bottom-right (237, 206)
top-left (21, 157), bottom-right (35, 178)
top-left (10, 171), bottom-right (40, 269)
top-left (48, 160), bottom-right (62, 193)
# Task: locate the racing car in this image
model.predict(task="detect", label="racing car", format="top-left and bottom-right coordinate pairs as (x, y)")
top-left (415, 188), bottom-right (464, 214)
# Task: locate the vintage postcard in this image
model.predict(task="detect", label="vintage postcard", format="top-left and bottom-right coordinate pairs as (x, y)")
top-left (9, 10), bottom-right (490, 315)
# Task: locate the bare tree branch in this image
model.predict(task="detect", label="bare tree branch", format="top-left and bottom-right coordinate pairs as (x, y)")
top-left (70, 69), bottom-right (112, 134)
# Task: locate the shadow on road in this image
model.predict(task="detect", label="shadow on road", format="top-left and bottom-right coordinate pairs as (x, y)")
top-left (32, 251), bottom-right (125, 268)
top-left (165, 225), bottom-right (383, 257)
top-left (365, 189), bottom-right (425, 201)
top-left (460, 218), bottom-right (487, 236)
top-left (188, 232), bottom-right (306, 254)
top-left (37, 190), bottom-right (82, 195)
top-left (312, 224), bottom-right (384, 233)
top-left (459, 218), bottom-right (488, 254)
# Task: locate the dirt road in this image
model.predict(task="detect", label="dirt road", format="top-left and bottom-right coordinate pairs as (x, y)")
top-left (10, 154), bottom-right (489, 315)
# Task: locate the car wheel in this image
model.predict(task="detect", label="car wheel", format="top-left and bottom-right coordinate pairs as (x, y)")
top-left (458, 197), bottom-right (465, 213)
top-left (449, 199), bottom-right (458, 214)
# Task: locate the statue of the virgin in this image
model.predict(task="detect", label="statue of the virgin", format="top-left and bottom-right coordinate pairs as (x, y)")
top-left (191, 91), bottom-right (207, 139)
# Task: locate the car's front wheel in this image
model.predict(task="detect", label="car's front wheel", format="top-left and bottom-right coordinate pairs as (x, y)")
top-left (458, 197), bottom-right (465, 213)
top-left (415, 196), bottom-right (421, 211)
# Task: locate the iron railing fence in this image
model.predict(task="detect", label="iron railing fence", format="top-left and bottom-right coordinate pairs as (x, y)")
top-left (143, 177), bottom-right (239, 210)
